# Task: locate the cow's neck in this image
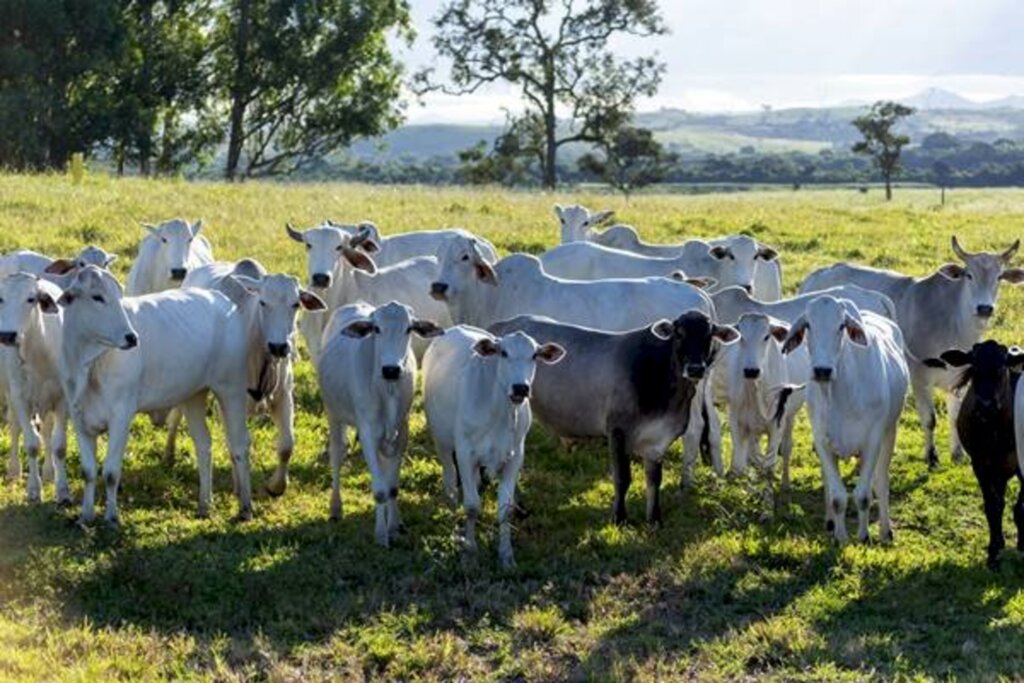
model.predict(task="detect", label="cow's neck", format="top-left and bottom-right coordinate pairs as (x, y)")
top-left (59, 317), bottom-right (112, 413)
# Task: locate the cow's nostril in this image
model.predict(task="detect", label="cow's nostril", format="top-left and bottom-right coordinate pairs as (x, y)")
top-left (977, 304), bottom-right (994, 318)
top-left (311, 273), bottom-right (331, 289)
top-left (743, 367), bottom-right (761, 379)
top-left (268, 342), bottom-right (290, 358)
top-left (381, 365), bottom-right (402, 381)
top-left (123, 333), bottom-right (138, 349)
top-left (0, 331), bottom-right (16, 346)
top-left (742, 285), bottom-right (753, 294)
top-left (170, 268), bottom-right (187, 281)
top-left (813, 366), bottom-right (833, 381)
top-left (685, 363), bottom-right (705, 379)
top-left (430, 282), bottom-right (449, 299)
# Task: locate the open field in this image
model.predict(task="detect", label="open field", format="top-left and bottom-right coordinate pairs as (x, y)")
top-left (4, 175), bottom-right (1024, 680)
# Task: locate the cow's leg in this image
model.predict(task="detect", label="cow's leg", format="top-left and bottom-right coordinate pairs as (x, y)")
top-left (873, 428), bottom-right (897, 543)
top-left (910, 371), bottom-right (938, 468)
top-left (853, 435), bottom-right (884, 543)
top-left (609, 428), bottom-right (631, 524)
top-left (728, 411), bottom-right (749, 477)
top-left (50, 406), bottom-right (71, 506)
top-left (40, 412), bottom-right (55, 484)
top-left (23, 423), bottom-right (43, 504)
top-left (780, 415), bottom-right (796, 493)
top-left (180, 395), bottom-right (213, 518)
top-left (454, 443), bottom-right (480, 554)
top-left (218, 391), bottom-right (253, 521)
top-left (644, 457), bottom-right (663, 527)
top-left (946, 390), bottom-right (965, 463)
top-left (1014, 474), bottom-right (1024, 553)
top-left (814, 435), bottom-right (847, 543)
top-left (328, 417), bottom-right (347, 521)
top-left (980, 475), bottom-right (1007, 568)
top-left (359, 425), bottom-right (390, 547)
top-left (5, 405), bottom-right (20, 481)
top-left (264, 393), bottom-right (295, 497)
top-left (163, 407), bottom-right (182, 467)
top-left (75, 422), bottom-right (99, 524)
top-left (101, 410), bottom-right (134, 526)
top-left (497, 454), bottom-right (523, 570)
top-left (384, 421), bottom-right (410, 537)
top-left (682, 397), bottom-right (703, 480)
top-left (704, 385), bottom-right (724, 476)
top-left (435, 434), bottom-right (459, 505)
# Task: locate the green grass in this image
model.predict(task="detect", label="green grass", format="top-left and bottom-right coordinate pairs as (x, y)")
top-left (3, 174), bottom-right (1024, 680)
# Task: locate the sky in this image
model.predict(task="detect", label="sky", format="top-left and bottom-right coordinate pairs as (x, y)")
top-left (396, 0), bottom-right (1024, 124)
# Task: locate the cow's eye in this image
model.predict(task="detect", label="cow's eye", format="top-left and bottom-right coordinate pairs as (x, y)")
top-left (335, 244), bottom-right (345, 251)
top-left (964, 272), bottom-right (974, 280)
top-left (0, 298), bottom-right (4, 304)
top-left (461, 254), bottom-right (470, 261)
top-left (26, 297), bottom-right (35, 304)
top-left (160, 237), bottom-right (168, 244)
top-left (305, 244), bottom-right (312, 251)
top-left (583, 220), bottom-right (589, 227)
top-left (92, 295), bottom-right (105, 303)
top-left (500, 350), bottom-right (508, 358)
top-left (763, 334), bottom-right (770, 341)
top-left (292, 302), bottom-right (300, 310)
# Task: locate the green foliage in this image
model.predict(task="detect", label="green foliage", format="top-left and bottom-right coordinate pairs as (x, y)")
top-left (578, 125), bottom-right (679, 197)
top-left (215, 0), bottom-right (412, 179)
top-left (417, 0), bottom-right (667, 189)
top-left (852, 101), bottom-right (916, 200)
top-left (4, 176), bottom-right (1024, 679)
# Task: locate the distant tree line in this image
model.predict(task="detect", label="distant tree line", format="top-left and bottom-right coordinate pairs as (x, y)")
top-left (0, 0), bottom-right (411, 179)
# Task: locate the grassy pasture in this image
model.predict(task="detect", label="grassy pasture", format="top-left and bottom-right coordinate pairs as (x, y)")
top-left (3, 175), bottom-right (1024, 680)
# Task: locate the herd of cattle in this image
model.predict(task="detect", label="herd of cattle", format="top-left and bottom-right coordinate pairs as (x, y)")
top-left (3, 205), bottom-right (1024, 569)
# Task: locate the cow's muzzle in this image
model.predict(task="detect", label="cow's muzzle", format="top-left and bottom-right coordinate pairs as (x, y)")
top-left (743, 367), bottom-right (761, 379)
top-left (170, 268), bottom-right (187, 282)
top-left (430, 282), bottom-right (449, 301)
top-left (684, 363), bottom-right (705, 380)
top-left (381, 365), bottom-right (402, 381)
top-left (311, 273), bottom-right (331, 289)
top-left (813, 366), bottom-right (833, 382)
top-left (510, 383), bottom-right (530, 403)
top-left (268, 342), bottom-right (290, 358)
top-left (0, 331), bottom-right (16, 346)
top-left (976, 304), bottom-right (994, 318)
top-left (122, 333), bottom-right (139, 350)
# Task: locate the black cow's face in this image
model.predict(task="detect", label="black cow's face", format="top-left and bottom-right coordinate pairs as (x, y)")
top-left (651, 310), bottom-right (738, 381)
top-left (925, 340), bottom-right (1024, 411)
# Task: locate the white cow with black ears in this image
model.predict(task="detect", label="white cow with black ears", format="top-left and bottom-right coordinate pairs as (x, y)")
top-left (317, 301), bottom-right (444, 546)
top-left (423, 326), bottom-right (565, 569)
top-left (58, 266), bottom-right (253, 525)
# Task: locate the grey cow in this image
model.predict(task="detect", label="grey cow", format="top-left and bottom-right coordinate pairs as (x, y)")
top-left (799, 236), bottom-right (1024, 467)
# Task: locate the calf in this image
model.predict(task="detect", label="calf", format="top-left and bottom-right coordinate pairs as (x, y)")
top-left (168, 261), bottom-right (325, 497)
top-left (58, 266), bottom-right (252, 524)
top-left (925, 341), bottom-right (1024, 567)
top-left (126, 218), bottom-right (214, 296)
top-left (782, 296), bottom-right (908, 543)
top-left (423, 326), bottom-right (564, 568)
top-left (720, 313), bottom-right (804, 500)
top-left (318, 302), bottom-right (443, 545)
top-left (0, 273), bottom-right (70, 504)
top-left (489, 311), bottom-right (737, 523)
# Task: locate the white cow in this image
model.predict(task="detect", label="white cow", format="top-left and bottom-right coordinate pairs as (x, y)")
top-left (317, 302), bottom-right (443, 545)
top-left (781, 295), bottom-right (909, 543)
top-left (423, 326), bottom-right (565, 568)
top-left (720, 313), bottom-right (805, 498)
top-left (58, 266), bottom-right (252, 524)
top-left (308, 220), bottom-right (499, 268)
top-left (430, 235), bottom-right (722, 473)
top-left (126, 218), bottom-right (214, 296)
top-left (165, 260), bottom-right (325, 497)
top-left (554, 204), bottom-right (782, 300)
top-left (0, 274), bottom-right (70, 504)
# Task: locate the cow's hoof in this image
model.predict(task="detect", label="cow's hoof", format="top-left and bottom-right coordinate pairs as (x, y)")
top-left (55, 496), bottom-right (74, 509)
top-left (825, 519), bottom-right (835, 532)
top-left (880, 529), bottom-right (894, 545)
top-left (264, 480), bottom-right (286, 498)
top-left (234, 508), bottom-right (253, 523)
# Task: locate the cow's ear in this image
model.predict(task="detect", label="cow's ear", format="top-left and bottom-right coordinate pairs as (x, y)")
top-left (299, 289), bottom-right (326, 311)
top-left (351, 225), bottom-right (381, 254)
top-left (768, 319), bottom-right (790, 343)
top-left (104, 254), bottom-right (118, 267)
top-left (44, 258), bottom-right (76, 275)
top-left (673, 273), bottom-right (716, 290)
top-left (554, 204), bottom-right (565, 220)
top-left (472, 337), bottom-right (501, 357)
top-left (57, 287), bottom-right (80, 307)
top-left (756, 245), bottom-right (779, 261)
top-left (141, 222), bottom-right (159, 236)
top-left (1009, 346), bottom-right (1024, 368)
top-left (709, 245), bottom-right (731, 260)
top-left (230, 274), bottom-right (261, 294)
top-left (191, 219), bottom-right (204, 237)
top-left (37, 291), bottom-right (59, 314)
top-left (781, 316), bottom-right (807, 355)
top-left (1000, 268), bottom-right (1024, 284)
top-left (712, 324), bottom-right (740, 344)
top-left (341, 319), bottom-right (377, 338)
top-left (474, 261), bottom-right (499, 286)
top-left (535, 342), bottom-right (566, 365)
top-left (410, 319), bottom-right (445, 338)
top-left (938, 263), bottom-right (966, 280)
top-left (592, 210), bottom-right (615, 225)
top-left (339, 246), bottom-right (377, 274)
top-left (922, 357), bottom-right (947, 369)
top-left (650, 319), bottom-right (674, 340)
top-left (939, 349), bottom-right (973, 367)
top-left (843, 316), bottom-right (868, 346)
top-left (285, 223), bottom-right (305, 243)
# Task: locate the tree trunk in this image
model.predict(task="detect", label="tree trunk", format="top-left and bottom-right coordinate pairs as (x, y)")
top-left (884, 172), bottom-right (892, 201)
top-left (541, 56), bottom-right (557, 190)
top-left (225, 0), bottom-right (252, 181)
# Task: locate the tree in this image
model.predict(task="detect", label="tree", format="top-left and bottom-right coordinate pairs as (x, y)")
top-left (0, 0), bottom-right (125, 170)
top-left (214, 0), bottom-right (412, 180)
top-left (578, 126), bottom-right (677, 197)
top-left (851, 100), bottom-right (915, 200)
top-left (416, 0), bottom-right (667, 189)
